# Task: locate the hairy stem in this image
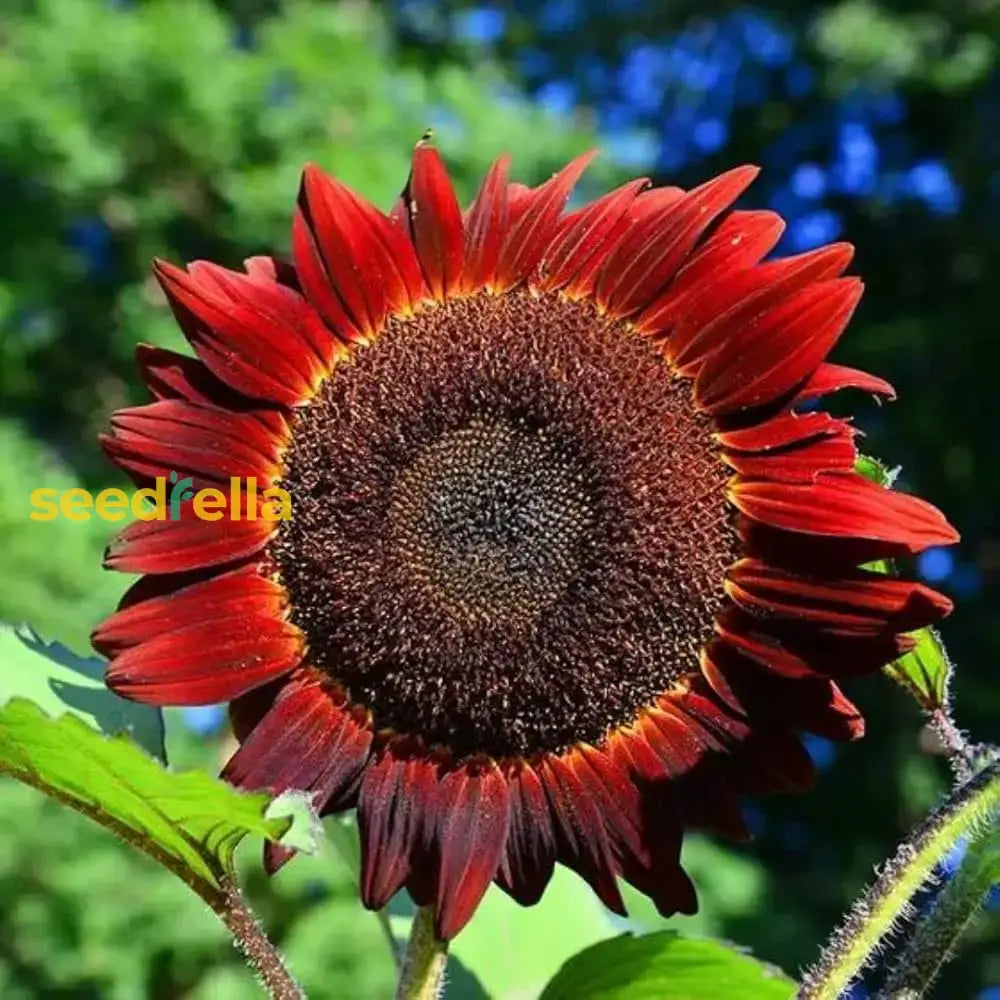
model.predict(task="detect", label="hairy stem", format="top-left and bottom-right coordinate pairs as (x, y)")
top-left (218, 876), bottom-right (305, 1000)
top-left (878, 834), bottom-right (996, 999)
top-left (395, 906), bottom-right (448, 1000)
top-left (928, 708), bottom-right (974, 781)
top-left (799, 760), bottom-right (1000, 1000)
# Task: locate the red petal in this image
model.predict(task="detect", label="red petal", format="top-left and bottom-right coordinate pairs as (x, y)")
top-left (401, 142), bottom-right (465, 300)
top-left (574, 745), bottom-right (700, 913)
top-left (496, 762), bottom-right (558, 906)
top-left (717, 411), bottom-right (850, 452)
top-left (496, 150), bottom-right (598, 289)
top-left (728, 730), bottom-right (816, 794)
top-left (188, 260), bottom-right (335, 388)
top-left (609, 714), bottom-right (746, 842)
top-left (701, 642), bottom-right (865, 740)
top-left (106, 614), bottom-right (303, 705)
top-left (607, 713), bottom-right (720, 880)
top-left (726, 558), bottom-right (953, 632)
top-left (348, 193), bottom-right (428, 312)
top-left (92, 564), bottom-right (285, 655)
top-left (104, 501), bottom-right (273, 574)
top-left (617, 793), bottom-right (698, 914)
top-left (597, 166), bottom-right (759, 319)
top-left (433, 762), bottom-right (511, 939)
top-left (718, 412), bottom-right (859, 485)
top-left (538, 751), bottom-right (626, 915)
top-left (358, 743), bottom-right (442, 910)
top-left (461, 155), bottom-right (510, 293)
top-left (133, 347), bottom-right (289, 449)
top-left (136, 345), bottom-right (260, 412)
top-left (561, 186), bottom-right (683, 300)
top-left (696, 277), bottom-right (863, 414)
top-left (532, 179), bottom-right (648, 294)
top-left (730, 472), bottom-right (959, 554)
top-left (292, 210), bottom-right (362, 342)
top-left (627, 185), bottom-right (686, 221)
top-left (229, 677), bottom-right (286, 743)
top-left (791, 362), bottom-right (896, 405)
top-left (224, 679), bottom-right (373, 813)
top-left (722, 432), bottom-right (857, 482)
top-left (637, 210), bottom-right (785, 335)
top-left (669, 242), bottom-right (854, 376)
top-left (298, 166), bottom-right (384, 335)
top-left (102, 399), bottom-right (286, 488)
top-left (637, 706), bottom-right (714, 777)
top-left (155, 260), bottom-right (333, 406)
top-left (607, 719), bottom-right (675, 783)
top-left (664, 685), bottom-right (755, 749)
top-left (295, 165), bottom-right (426, 338)
top-left (505, 181), bottom-right (534, 226)
top-left (714, 606), bottom-right (917, 680)
top-left (243, 255), bottom-right (301, 291)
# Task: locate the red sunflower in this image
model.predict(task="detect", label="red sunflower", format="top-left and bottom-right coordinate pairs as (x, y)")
top-left (93, 142), bottom-right (957, 941)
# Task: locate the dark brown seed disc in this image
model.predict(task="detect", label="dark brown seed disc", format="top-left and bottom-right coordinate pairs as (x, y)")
top-left (272, 290), bottom-right (738, 758)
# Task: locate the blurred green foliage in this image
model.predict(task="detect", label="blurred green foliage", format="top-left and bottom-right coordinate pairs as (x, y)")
top-left (1, 0), bottom-right (999, 996)
top-left (0, 0), bottom-right (604, 483)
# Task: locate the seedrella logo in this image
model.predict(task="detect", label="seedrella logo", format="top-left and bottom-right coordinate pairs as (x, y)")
top-left (29, 474), bottom-right (292, 522)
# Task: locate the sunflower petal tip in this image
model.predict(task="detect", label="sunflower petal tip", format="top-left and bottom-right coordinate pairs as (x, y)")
top-left (263, 842), bottom-right (296, 876)
top-left (151, 257), bottom-right (182, 283)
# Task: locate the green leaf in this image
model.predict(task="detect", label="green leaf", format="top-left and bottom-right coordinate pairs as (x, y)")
top-left (0, 623), bottom-right (165, 759)
top-left (538, 931), bottom-right (796, 1000)
top-left (266, 790), bottom-right (325, 856)
top-left (853, 457), bottom-right (953, 711)
top-left (0, 697), bottom-right (316, 904)
top-left (855, 453), bottom-right (899, 489)
top-left (886, 625), bottom-right (954, 712)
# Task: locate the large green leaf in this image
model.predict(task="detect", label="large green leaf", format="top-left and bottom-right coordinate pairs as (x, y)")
top-left (0, 625), bottom-right (319, 905)
top-left (0, 698), bottom-right (318, 901)
top-left (538, 932), bottom-right (796, 1000)
top-left (0, 623), bottom-right (165, 759)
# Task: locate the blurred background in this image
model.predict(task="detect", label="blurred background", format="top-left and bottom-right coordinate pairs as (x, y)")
top-left (1, 0), bottom-right (998, 997)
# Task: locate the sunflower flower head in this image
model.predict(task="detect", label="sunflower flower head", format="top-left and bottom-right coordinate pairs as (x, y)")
top-left (94, 140), bottom-right (957, 940)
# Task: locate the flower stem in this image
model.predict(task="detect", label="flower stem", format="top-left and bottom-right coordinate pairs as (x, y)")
top-left (928, 708), bottom-right (974, 781)
top-left (394, 906), bottom-right (448, 1000)
top-left (799, 760), bottom-right (1000, 1000)
top-left (878, 831), bottom-right (996, 999)
top-left (218, 876), bottom-right (305, 1000)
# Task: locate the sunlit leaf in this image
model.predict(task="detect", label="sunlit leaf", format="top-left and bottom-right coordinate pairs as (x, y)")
top-left (855, 453), bottom-right (899, 489)
top-left (887, 626), bottom-right (954, 712)
top-left (0, 623), bottom-right (165, 759)
top-left (538, 931), bottom-right (796, 1000)
top-left (0, 698), bottom-right (317, 901)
